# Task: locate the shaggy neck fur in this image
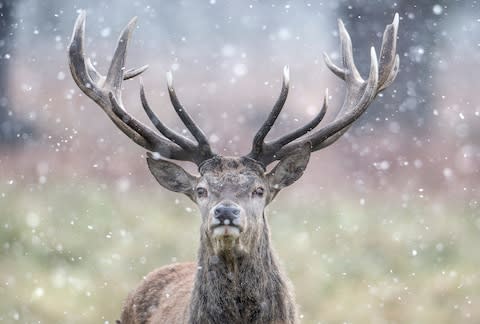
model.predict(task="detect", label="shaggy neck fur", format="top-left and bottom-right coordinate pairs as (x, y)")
top-left (188, 214), bottom-right (297, 324)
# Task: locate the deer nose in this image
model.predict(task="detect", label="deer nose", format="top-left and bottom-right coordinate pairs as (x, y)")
top-left (214, 204), bottom-right (240, 225)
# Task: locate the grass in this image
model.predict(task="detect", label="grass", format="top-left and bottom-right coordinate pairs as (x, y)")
top-left (1, 181), bottom-right (479, 323)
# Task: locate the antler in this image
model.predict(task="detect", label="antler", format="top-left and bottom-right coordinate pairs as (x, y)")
top-left (247, 13), bottom-right (399, 166)
top-left (68, 11), bottom-right (214, 165)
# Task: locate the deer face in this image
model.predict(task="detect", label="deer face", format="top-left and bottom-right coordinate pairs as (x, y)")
top-left (196, 157), bottom-right (268, 253)
top-left (146, 147), bottom-right (310, 253)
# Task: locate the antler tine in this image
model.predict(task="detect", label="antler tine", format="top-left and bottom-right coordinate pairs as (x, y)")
top-left (246, 13), bottom-right (399, 166)
top-left (108, 92), bottom-right (189, 162)
top-left (84, 57), bottom-right (101, 84)
top-left (248, 65), bottom-right (290, 159)
top-left (104, 16), bottom-right (138, 94)
top-left (338, 19), bottom-right (363, 84)
top-left (324, 54), bottom-right (345, 80)
top-left (68, 12), bottom-right (213, 164)
top-left (380, 54), bottom-right (400, 91)
top-left (272, 89), bottom-right (328, 148)
top-left (84, 54), bottom-right (148, 84)
top-left (140, 81), bottom-right (197, 152)
top-left (124, 65), bottom-right (149, 80)
top-left (166, 71), bottom-right (214, 158)
top-left (322, 18), bottom-right (367, 85)
top-left (378, 13), bottom-right (399, 89)
top-left (249, 89), bottom-right (328, 166)
top-left (69, 11), bottom-right (96, 96)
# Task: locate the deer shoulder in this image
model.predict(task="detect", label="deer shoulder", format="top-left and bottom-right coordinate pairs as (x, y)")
top-left (120, 263), bottom-right (196, 324)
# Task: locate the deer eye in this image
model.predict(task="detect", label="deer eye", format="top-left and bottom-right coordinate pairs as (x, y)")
top-left (252, 187), bottom-right (264, 198)
top-left (196, 187), bottom-right (208, 198)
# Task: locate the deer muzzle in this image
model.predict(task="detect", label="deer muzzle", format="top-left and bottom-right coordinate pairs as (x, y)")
top-left (210, 202), bottom-right (244, 238)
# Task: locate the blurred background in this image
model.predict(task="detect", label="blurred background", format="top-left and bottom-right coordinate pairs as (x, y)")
top-left (1, 0), bottom-right (479, 323)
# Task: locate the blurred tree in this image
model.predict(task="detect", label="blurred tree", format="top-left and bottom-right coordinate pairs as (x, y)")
top-left (0, 0), bottom-right (33, 145)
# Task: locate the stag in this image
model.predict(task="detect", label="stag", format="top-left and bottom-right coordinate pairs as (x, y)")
top-left (68, 11), bottom-right (399, 324)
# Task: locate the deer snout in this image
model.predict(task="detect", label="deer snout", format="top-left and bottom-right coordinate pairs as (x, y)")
top-left (213, 204), bottom-right (240, 226)
top-left (210, 202), bottom-right (244, 240)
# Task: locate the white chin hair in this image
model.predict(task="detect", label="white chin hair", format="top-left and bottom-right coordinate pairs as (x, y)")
top-left (212, 225), bottom-right (240, 238)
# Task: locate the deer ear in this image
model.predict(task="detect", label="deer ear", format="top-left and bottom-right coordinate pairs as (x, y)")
top-left (146, 152), bottom-right (197, 199)
top-left (266, 144), bottom-right (311, 200)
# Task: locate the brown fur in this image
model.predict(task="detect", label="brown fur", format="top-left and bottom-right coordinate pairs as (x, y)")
top-left (120, 263), bottom-right (195, 323)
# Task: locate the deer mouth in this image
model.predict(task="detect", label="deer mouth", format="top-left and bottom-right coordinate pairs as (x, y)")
top-left (211, 225), bottom-right (242, 238)
top-left (210, 225), bottom-right (242, 252)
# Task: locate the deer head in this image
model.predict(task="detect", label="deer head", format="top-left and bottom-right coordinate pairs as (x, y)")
top-left (68, 11), bottom-right (399, 255)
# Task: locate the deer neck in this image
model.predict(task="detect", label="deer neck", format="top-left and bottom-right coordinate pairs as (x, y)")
top-left (188, 214), bottom-right (296, 324)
